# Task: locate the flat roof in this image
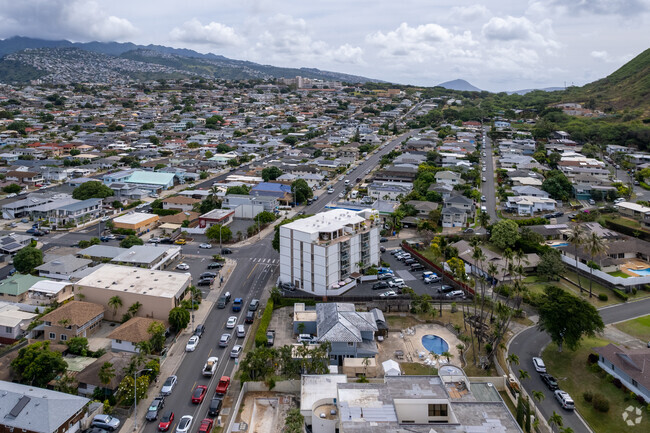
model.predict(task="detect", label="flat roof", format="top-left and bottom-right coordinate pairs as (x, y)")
top-left (113, 212), bottom-right (159, 225)
top-left (74, 264), bottom-right (190, 298)
top-left (283, 209), bottom-right (369, 235)
top-left (112, 245), bottom-right (179, 264)
top-left (300, 374), bottom-right (348, 413)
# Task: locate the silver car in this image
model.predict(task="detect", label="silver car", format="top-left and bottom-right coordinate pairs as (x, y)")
top-left (175, 415), bottom-right (193, 433)
top-left (91, 415), bottom-right (121, 431)
top-left (160, 375), bottom-right (177, 396)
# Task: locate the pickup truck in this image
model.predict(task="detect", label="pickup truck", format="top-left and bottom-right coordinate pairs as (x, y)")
top-left (266, 330), bottom-right (275, 347)
top-left (232, 298), bottom-right (243, 312)
top-left (202, 357), bottom-right (218, 376)
top-left (215, 376), bottom-right (230, 396)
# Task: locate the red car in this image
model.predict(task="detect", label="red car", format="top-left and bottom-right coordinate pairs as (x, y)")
top-left (158, 411), bottom-right (174, 431)
top-left (197, 418), bottom-right (213, 433)
top-left (191, 385), bottom-right (208, 404)
top-left (215, 376), bottom-right (230, 396)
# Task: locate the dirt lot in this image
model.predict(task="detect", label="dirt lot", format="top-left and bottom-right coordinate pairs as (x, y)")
top-left (236, 392), bottom-right (297, 433)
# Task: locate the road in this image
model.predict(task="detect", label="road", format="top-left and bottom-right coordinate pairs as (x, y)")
top-left (510, 297), bottom-right (650, 433)
top-left (139, 238), bottom-right (278, 433)
top-left (481, 128), bottom-right (497, 223)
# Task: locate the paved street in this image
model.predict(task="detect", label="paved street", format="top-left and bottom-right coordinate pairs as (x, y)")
top-left (481, 127), bottom-right (497, 223)
top-left (510, 297), bottom-right (650, 433)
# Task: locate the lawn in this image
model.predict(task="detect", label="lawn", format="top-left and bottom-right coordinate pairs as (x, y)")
top-left (607, 270), bottom-right (630, 278)
top-left (542, 337), bottom-right (649, 433)
top-left (401, 362), bottom-right (438, 375)
top-left (613, 315), bottom-right (650, 342)
top-left (523, 274), bottom-right (618, 307)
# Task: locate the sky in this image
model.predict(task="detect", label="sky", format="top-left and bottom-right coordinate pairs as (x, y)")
top-left (0, 0), bottom-right (648, 92)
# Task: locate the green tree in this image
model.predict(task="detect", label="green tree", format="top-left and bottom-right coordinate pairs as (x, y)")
top-left (120, 235), bottom-right (144, 248)
top-left (98, 362), bottom-right (115, 398)
top-left (226, 185), bottom-right (251, 195)
top-left (66, 337), bottom-right (90, 356)
top-left (2, 183), bottom-right (21, 194)
top-left (11, 341), bottom-right (67, 386)
top-left (585, 232), bottom-right (607, 299)
top-left (255, 211), bottom-right (276, 224)
top-left (108, 296), bottom-right (123, 318)
top-left (490, 219), bottom-right (520, 250)
top-left (204, 150), bottom-right (214, 159)
top-left (548, 411), bottom-right (563, 432)
top-left (261, 166), bottom-right (283, 181)
top-left (148, 321), bottom-right (166, 353)
top-left (271, 214), bottom-right (310, 251)
top-left (168, 307), bottom-right (190, 330)
top-left (566, 224), bottom-right (585, 293)
top-left (542, 170), bottom-right (572, 201)
top-left (291, 179), bottom-right (313, 204)
top-left (128, 302), bottom-right (142, 316)
top-left (537, 286), bottom-right (604, 352)
top-left (205, 224), bottom-right (232, 243)
top-left (199, 171), bottom-right (208, 179)
top-left (72, 181), bottom-right (114, 200)
top-left (284, 408), bottom-right (305, 433)
top-left (117, 374), bottom-right (150, 406)
top-left (13, 246), bottom-right (43, 274)
top-left (537, 249), bottom-right (565, 281)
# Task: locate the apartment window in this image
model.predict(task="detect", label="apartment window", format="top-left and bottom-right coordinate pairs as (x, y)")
top-left (5, 327), bottom-right (12, 333)
top-left (428, 404), bottom-right (448, 417)
top-left (49, 332), bottom-right (56, 339)
top-left (115, 339), bottom-right (122, 344)
top-left (60, 334), bottom-right (67, 341)
top-left (347, 342), bottom-right (354, 347)
top-left (632, 379), bottom-right (638, 387)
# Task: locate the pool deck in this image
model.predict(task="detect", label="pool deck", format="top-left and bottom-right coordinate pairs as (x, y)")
top-left (620, 259), bottom-right (650, 277)
top-left (377, 324), bottom-right (462, 369)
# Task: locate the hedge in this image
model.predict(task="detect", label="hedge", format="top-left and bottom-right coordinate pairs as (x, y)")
top-left (152, 208), bottom-right (180, 216)
top-left (639, 182), bottom-right (650, 191)
top-left (513, 217), bottom-right (548, 227)
top-left (273, 297), bottom-right (316, 309)
top-left (612, 288), bottom-right (628, 301)
top-left (254, 299), bottom-right (274, 347)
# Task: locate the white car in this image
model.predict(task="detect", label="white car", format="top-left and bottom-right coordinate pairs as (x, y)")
top-left (338, 192), bottom-right (344, 198)
top-left (202, 357), bottom-right (219, 376)
top-left (230, 345), bottom-right (243, 358)
top-left (185, 335), bottom-right (199, 352)
top-left (226, 316), bottom-right (237, 329)
top-left (176, 263), bottom-right (190, 270)
top-left (532, 357), bottom-right (546, 373)
top-left (101, 216), bottom-right (110, 222)
top-left (175, 415), bottom-right (193, 433)
top-left (327, 188), bottom-right (334, 194)
top-left (219, 333), bottom-right (232, 347)
top-left (554, 390), bottom-right (575, 410)
top-left (160, 375), bottom-right (177, 395)
top-left (379, 290), bottom-right (397, 298)
top-left (199, 243), bottom-right (212, 249)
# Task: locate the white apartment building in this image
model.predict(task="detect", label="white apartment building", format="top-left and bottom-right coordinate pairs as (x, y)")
top-left (279, 209), bottom-right (380, 296)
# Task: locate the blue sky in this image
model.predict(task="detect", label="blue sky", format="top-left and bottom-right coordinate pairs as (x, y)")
top-left (0, 0), bottom-right (648, 91)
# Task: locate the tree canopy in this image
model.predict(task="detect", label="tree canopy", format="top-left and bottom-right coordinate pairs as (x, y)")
top-left (261, 166), bottom-right (283, 182)
top-left (72, 181), bottom-right (114, 200)
top-left (120, 235), bottom-right (144, 248)
top-left (13, 246), bottom-right (43, 274)
top-left (168, 307), bottom-right (190, 330)
top-left (206, 224), bottom-right (232, 242)
top-left (291, 179), bottom-right (313, 204)
top-left (537, 286), bottom-right (604, 352)
top-left (490, 219), bottom-right (520, 250)
top-left (542, 170), bottom-right (573, 201)
top-left (11, 341), bottom-right (67, 387)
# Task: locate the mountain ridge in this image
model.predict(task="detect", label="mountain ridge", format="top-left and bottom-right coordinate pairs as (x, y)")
top-left (437, 79), bottom-right (481, 92)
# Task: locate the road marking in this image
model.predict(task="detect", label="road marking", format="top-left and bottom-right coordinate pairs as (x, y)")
top-left (246, 263), bottom-right (258, 279)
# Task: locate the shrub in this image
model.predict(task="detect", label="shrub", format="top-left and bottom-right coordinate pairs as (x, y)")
top-left (612, 289), bottom-right (629, 301)
top-left (613, 378), bottom-right (622, 388)
top-left (588, 363), bottom-right (603, 374)
top-left (598, 293), bottom-right (608, 301)
top-left (587, 353), bottom-right (599, 364)
top-left (254, 299), bottom-right (274, 347)
top-left (592, 393), bottom-right (610, 412)
top-left (583, 391), bottom-right (593, 402)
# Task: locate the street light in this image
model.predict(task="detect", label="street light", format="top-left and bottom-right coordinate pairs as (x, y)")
top-left (133, 368), bottom-right (152, 432)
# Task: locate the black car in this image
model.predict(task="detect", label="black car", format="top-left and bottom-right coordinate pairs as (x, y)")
top-left (145, 395), bottom-right (165, 421)
top-left (372, 281), bottom-right (389, 290)
top-left (208, 396), bottom-right (223, 417)
top-left (200, 272), bottom-right (217, 279)
top-left (197, 278), bottom-right (213, 286)
top-left (411, 264), bottom-right (425, 271)
top-left (379, 237), bottom-right (388, 242)
top-left (541, 373), bottom-right (559, 390)
top-left (193, 324), bottom-right (206, 338)
top-left (404, 258), bottom-right (416, 265)
top-left (207, 262), bottom-right (223, 269)
top-left (245, 310), bottom-right (255, 324)
top-left (221, 248), bottom-right (233, 254)
top-left (84, 428), bottom-right (109, 433)
top-left (159, 238), bottom-right (174, 244)
top-left (380, 246), bottom-right (386, 253)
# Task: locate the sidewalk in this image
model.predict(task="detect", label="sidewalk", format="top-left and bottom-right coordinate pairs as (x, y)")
top-left (118, 258), bottom-right (237, 433)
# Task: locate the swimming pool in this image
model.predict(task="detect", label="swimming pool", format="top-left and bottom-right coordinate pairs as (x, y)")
top-left (551, 242), bottom-right (569, 247)
top-left (630, 268), bottom-right (650, 276)
top-left (421, 335), bottom-right (449, 355)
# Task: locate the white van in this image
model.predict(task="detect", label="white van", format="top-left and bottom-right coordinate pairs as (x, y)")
top-left (297, 334), bottom-right (315, 344)
top-left (344, 179), bottom-right (350, 185)
top-left (350, 190), bottom-right (358, 199)
top-left (388, 278), bottom-right (405, 288)
top-left (236, 324), bottom-right (246, 338)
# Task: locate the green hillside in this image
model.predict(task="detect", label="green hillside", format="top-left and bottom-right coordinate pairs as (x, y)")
top-left (564, 48), bottom-right (650, 114)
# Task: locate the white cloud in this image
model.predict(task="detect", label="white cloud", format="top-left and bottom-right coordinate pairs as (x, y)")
top-left (528, 0), bottom-right (650, 17)
top-left (0, 0), bottom-right (136, 41)
top-left (170, 19), bottom-right (242, 47)
top-left (482, 15), bottom-right (559, 51)
top-left (590, 50), bottom-right (610, 61)
top-left (449, 4), bottom-right (491, 21)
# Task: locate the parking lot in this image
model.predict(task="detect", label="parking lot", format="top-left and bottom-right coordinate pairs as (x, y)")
top-left (345, 247), bottom-right (465, 299)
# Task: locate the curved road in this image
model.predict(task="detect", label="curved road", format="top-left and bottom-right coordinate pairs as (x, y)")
top-left (510, 297), bottom-right (650, 433)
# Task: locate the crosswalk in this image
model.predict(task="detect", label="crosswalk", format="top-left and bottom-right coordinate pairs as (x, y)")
top-left (250, 257), bottom-right (279, 265)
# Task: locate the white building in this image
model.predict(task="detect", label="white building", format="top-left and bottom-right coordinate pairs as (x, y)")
top-left (279, 209), bottom-right (380, 296)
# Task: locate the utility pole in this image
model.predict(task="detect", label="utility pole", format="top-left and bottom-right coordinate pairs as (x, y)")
top-left (133, 368), bottom-right (152, 432)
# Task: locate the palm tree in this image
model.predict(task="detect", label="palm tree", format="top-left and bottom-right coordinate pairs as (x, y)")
top-left (585, 232), bottom-right (608, 298)
top-left (507, 353), bottom-right (519, 367)
top-left (560, 427), bottom-right (574, 433)
top-left (441, 351), bottom-right (453, 363)
top-left (128, 302), bottom-right (142, 317)
top-left (548, 411), bottom-right (563, 432)
top-left (518, 369), bottom-right (530, 381)
top-left (566, 224), bottom-right (585, 293)
top-left (532, 390), bottom-right (545, 403)
top-left (98, 362), bottom-right (115, 399)
top-left (108, 296), bottom-right (123, 318)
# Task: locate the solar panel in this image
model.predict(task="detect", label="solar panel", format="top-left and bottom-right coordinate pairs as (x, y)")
top-left (9, 396), bottom-right (31, 417)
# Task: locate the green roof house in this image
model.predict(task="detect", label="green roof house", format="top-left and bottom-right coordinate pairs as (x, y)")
top-left (0, 274), bottom-right (45, 302)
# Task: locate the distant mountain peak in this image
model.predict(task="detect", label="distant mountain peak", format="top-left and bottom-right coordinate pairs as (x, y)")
top-left (437, 79), bottom-right (481, 92)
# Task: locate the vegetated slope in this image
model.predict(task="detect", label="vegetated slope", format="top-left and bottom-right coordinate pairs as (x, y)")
top-left (437, 79), bottom-right (482, 92)
top-left (563, 48), bottom-right (650, 114)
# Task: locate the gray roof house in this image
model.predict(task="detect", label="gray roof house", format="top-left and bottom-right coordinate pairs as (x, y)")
top-left (35, 255), bottom-right (92, 281)
top-left (441, 206), bottom-right (468, 228)
top-left (593, 344), bottom-right (650, 402)
top-left (0, 380), bottom-right (90, 433)
top-left (443, 195), bottom-right (474, 214)
top-left (316, 303), bottom-right (378, 365)
top-left (511, 185), bottom-right (549, 198)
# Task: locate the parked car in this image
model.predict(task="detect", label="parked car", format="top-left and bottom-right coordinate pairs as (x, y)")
top-left (378, 273), bottom-right (394, 280)
top-left (208, 262), bottom-right (223, 269)
top-left (193, 324), bottom-right (206, 338)
top-left (174, 239), bottom-right (187, 245)
top-left (463, 228), bottom-right (474, 234)
top-left (221, 248), bottom-right (232, 254)
top-left (145, 395), bottom-right (165, 421)
top-left (379, 237), bottom-right (388, 242)
top-left (91, 415), bottom-right (121, 431)
top-left (208, 397), bottom-right (223, 417)
top-left (404, 258), bottom-right (416, 265)
top-left (219, 333), bottom-right (232, 347)
top-left (197, 418), bottom-right (213, 433)
top-left (379, 290), bottom-right (397, 298)
top-left (175, 415), bottom-right (193, 433)
top-left (197, 277), bottom-right (213, 286)
top-left (445, 290), bottom-right (465, 299)
top-left (540, 373), bottom-right (559, 390)
top-left (423, 274), bottom-right (442, 283)
top-left (160, 375), bottom-right (177, 395)
top-left (532, 357), bottom-right (546, 373)
top-left (199, 243), bottom-right (212, 249)
top-left (215, 376), bottom-right (231, 395)
top-left (176, 263), bottom-right (190, 270)
top-left (230, 345), bottom-right (243, 358)
top-left (380, 246), bottom-right (386, 253)
top-left (185, 336), bottom-right (199, 352)
top-left (280, 282), bottom-right (295, 291)
top-left (410, 263), bottom-right (425, 271)
top-left (388, 278), bottom-right (405, 288)
top-left (372, 281), bottom-right (389, 290)
top-left (554, 390), bottom-right (575, 410)
top-left (200, 272), bottom-right (217, 279)
top-left (191, 385), bottom-right (208, 404)
top-left (297, 334), bottom-right (315, 344)
top-left (158, 411), bottom-right (174, 431)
